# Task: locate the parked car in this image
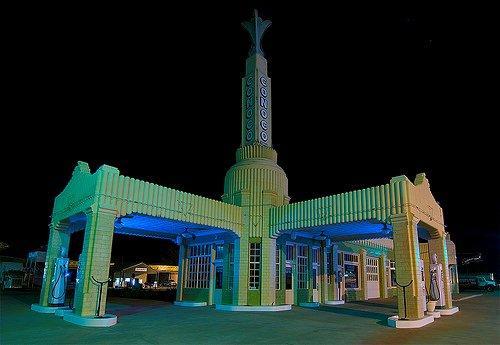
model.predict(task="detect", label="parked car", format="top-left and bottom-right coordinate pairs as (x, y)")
top-left (459, 274), bottom-right (497, 292)
top-left (160, 280), bottom-right (177, 288)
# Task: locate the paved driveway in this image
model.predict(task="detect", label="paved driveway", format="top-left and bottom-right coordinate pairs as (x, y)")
top-left (1, 290), bottom-right (498, 344)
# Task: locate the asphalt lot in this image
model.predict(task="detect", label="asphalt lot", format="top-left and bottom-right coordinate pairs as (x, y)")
top-left (1, 290), bottom-right (498, 344)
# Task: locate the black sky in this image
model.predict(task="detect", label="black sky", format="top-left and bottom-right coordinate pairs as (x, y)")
top-left (4, 3), bottom-right (498, 275)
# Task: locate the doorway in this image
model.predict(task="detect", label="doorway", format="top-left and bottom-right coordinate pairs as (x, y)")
top-left (285, 264), bottom-right (293, 304)
top-left (214, 265), bottom-right (223, 305)
top-left (366, 256), bottom-right (380, 299)
top-left (312, 247), bottom-right (320, 302)
top-left (312, 266), bottom-right (319, 302)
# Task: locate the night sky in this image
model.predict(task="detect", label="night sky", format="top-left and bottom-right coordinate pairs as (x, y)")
top-left (5, 3), bottom-right (498, 276)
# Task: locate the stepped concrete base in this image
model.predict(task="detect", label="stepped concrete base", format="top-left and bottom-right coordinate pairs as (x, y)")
top-left (387, 315), bottom-right (434, 328)
top-left (437, 306), bottom-right (459, 315)
top-left (299, 302), bottom-right (320, 308)
top-left (63, 312), bottom-right (117, 327)
top-left (31, 304), bottom-right (69, 314)
top-left (55, 308), bottom-right (74, 317)
top-left (174, 301), bottom-right (207, 307)
top-left (216, 304), bottom-right (291, 312)
top-left (323, 300), bottom-right (345, 305)
top-left (426, 310), bottom-right (441, 318)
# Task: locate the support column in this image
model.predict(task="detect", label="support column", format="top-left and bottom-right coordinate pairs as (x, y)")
top-left (321, 243), bottom-right (328, 303)
top-left (233, 236), bottom-right (249, 305)
top-left (260, 237), bottom-right (276, 305)
top-left (379, 254), bottom-right (388, 299)
top-left (175, 243), bottom-right (186, 301)
top-left (39, 221), bottom-right (70, 306)
top-left (73, 207), bottom-right (116, 317)
top-left (392, 213), bottom-right (425, 320)
top-left (332, 245), bottom-right (340, 300)
top-left (208, 244), bottom-right (216, 305)
top-left (359, 249), bottom-right (367, 301)
top-left (428, 235), bottom-right (453, 309)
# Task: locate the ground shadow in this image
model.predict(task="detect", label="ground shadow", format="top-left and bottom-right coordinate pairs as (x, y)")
top-left (350, 300), bottom-right (397, 309)
top-left (317, 305), bottom-right (391, 323)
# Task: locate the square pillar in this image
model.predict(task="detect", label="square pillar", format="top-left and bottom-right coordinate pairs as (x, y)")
top-left (73, 207), bottom-right (116, 317)
top-left (233, 236), bottom-right (249, 305)
top-left (39, 221), bottom-right (70, 306)
top-left (428, 235), bottom-right (453, 309)
top-left (321, 244), bottom-right (328, 303)
top-left (175, 243), bottom-right (186, 301)
top-left (392, 213), bottom-right (425, 320)
top-left (208, 244), bottom-right (216, 305)
top-left (359, 249), bottom-right (367, 301)
top-left (379, 255), bottom-right (388, 299)
top-left (332, 245), bottom-right (340, 301)
top-left (260, 237), bottom-right (276, 305)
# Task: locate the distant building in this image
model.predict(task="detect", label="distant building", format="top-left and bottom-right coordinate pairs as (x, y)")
top-left (25, 251), bottom-right (46, 287)
top-left (112, 262), bottom-right (178, 288)
top-left (0, 256), bottom-right (24, 288)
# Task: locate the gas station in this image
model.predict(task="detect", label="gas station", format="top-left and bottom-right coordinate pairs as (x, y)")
top-left (31, 11), bottom-right (459, 328)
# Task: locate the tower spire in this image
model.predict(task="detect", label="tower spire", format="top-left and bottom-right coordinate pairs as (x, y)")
top-left (241, 9), bottom-right (272, 57)
top-left (241, 11), bottom-right (272, 147)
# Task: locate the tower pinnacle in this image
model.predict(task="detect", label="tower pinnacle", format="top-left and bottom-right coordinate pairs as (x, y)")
top-left (241, 9), bottom-right (272, 57)
top-left (241, 11), bottom-right (272, 147)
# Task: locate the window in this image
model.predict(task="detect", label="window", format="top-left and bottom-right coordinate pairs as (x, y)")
top-left (389, 260), bottom-right (396, 287)
top-left (312, 247), bottom-right (319, 264)
top-left (312, 267), bottom-right (318, 289)
top-left (286, 244), bottom-right (294, 261)
top-left (275, 246), bottom-right (280, 290)
top-left (215, 244), bottom-right (224, 260)
top-left (344, 252), bottom-right (359, 289)
top-left (249, 243), bottom-right (261, 290)
top-left (285, 266), bottom-right (292, 290)
top-left (297, 245), bottom-right (308, 289)
top-left (186, 244), bottom-right (211, 288)
top-left (344, 264), bottom-right (359, 288)
top-left (215, 266), bottom-right (223, 289)
top-left (344, 253), bottom-right (359, 263)
top-left (228, 244), bottom-right (234, 290)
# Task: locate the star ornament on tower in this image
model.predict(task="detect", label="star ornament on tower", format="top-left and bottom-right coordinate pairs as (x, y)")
top-left (242, 10), bottom-right (271, 57)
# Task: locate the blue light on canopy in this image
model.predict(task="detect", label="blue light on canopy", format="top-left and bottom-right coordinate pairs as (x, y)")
top-left (290, 220), bottom-right (393, 242)
top-left (114, 213), bottom-right (235, 241)
top-left (65, 213), bottom-right (238, 241)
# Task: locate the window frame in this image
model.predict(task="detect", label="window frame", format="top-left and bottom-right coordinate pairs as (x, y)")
top-left (297, 244), bottom-right (308, 289)
top-left (343, 252), bottom-right (360, 290)
top-left (249, 242), bottom-right (261, 290)
top-left (186, 244), bottom-right (212, 289)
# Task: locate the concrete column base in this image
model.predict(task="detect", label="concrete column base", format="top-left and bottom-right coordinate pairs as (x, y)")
top-left (323, 300), bottom-right (345, 305)
top-left (426, 310), bottom-right (441, 318)
top-left (173, 301), bottom-right (207, 307)
top-left (31, 304), bottom-right (69, 314)
top-left (55, 308), bottom-right (74, 317)
top-left (437, 306), bottom-right (459, 315)
top-left (63, 312), bottom-right (117, 327)
top-left (387, 315), bottom-right (434, 328)
top-left (216, 304), bottom-right (291, 312)
top-left (299, 302), bottom-right (320, 308)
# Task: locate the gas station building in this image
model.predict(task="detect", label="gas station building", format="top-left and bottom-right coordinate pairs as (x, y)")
top-left (112, 263), bottom-right (178, 288)
top-left (32, 11), bottom-right (459, 328)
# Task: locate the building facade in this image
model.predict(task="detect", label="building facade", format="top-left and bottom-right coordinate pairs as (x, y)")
top-left (35, 11), bottom-right (459, 328)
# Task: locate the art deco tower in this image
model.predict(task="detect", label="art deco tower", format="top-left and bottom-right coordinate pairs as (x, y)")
top-left (222, 11), bottom-right (289, 305)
